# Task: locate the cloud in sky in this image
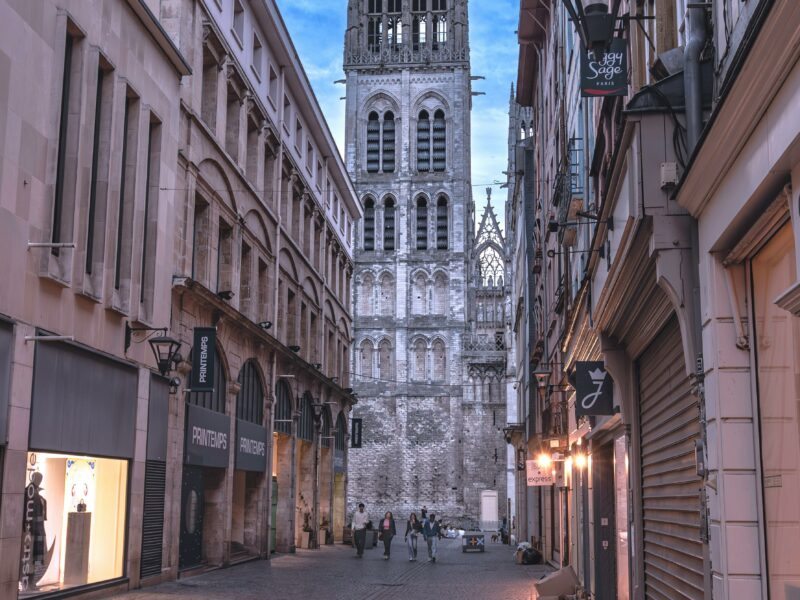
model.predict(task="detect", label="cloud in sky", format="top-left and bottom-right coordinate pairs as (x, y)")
top-left (276, 0), bottom-right (519, 229)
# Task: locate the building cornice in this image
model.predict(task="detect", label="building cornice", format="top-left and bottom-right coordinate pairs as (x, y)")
top-left (124, 0), bottom-right (191, 76)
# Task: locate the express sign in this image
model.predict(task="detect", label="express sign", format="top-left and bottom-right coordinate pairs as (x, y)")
top-left (526, 460), bottom-right (554, 487)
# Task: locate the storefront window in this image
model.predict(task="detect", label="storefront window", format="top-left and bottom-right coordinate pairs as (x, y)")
top-left (19, 452), bottom-right (128, 596)
top-left (752, 224), bottom-right (800, 599)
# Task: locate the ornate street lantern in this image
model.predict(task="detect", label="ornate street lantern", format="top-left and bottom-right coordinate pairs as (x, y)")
top-left (148, 335), bottom-right (182, 377)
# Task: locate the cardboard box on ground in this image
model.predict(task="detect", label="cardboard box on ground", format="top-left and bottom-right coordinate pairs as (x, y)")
top-left (533, 565), bottom-right (580, 598)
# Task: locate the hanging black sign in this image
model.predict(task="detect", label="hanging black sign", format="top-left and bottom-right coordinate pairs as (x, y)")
top-left (235, 419), bottom-right (268, 472)
top-left (185, 403), bottom-right (230, 468)
top-left (190, 327), bottom-right (216, 392)
top-left (575, 361), bottom-right (614, 417)
top-left (580, 39), bottom-right (628, 98)
top-left (351, 418), bottom-right (363, 448)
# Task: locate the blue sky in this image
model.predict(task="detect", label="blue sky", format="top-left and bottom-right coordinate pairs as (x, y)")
top-left (275, 0), bottom-right (519, 227)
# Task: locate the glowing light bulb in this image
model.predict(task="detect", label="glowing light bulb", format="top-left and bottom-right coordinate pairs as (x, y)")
top-left (537, 453), bottom-right (552, 469)
top-left (575, 453), bottom-right (587, 470)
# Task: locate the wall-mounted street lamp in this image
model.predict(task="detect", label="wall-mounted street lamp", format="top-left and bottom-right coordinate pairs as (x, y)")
top-left (125, 323), bottom-right (182, 377)
top-left (258, 321), bottom-right (273, 330)
top-left (561, 0), bottom-right (621, 54)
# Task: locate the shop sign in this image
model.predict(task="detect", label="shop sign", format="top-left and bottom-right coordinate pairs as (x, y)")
top-left (575, 361), bottom-right (614, 417)
top-left (235, 419), bottom-right (268, 472)
top-left (351, 418), bottom-right (363, 448)
top-left (580, 39), bottom-right (628, 97)
top-left (190, 327), bottom-right (216, 392)
top-left (526, 460), bottom-right (554, 487)
top-left (185, 404), bottom-right (230, 468)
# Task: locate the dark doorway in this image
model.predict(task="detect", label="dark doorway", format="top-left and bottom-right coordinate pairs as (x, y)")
top-left (593, 442), bottom-right (617, 599)
top-left (179, 465), bottom-right (205, 570)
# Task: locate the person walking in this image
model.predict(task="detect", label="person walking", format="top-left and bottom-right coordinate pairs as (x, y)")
top-left (378, 511), bottom-right (397, 560)
top-left (404, 513), bottom-right (422, 561)
top-left (351, 503), bottom-right (369, 558)
top-left (423, 512), bottom-right (440, 562)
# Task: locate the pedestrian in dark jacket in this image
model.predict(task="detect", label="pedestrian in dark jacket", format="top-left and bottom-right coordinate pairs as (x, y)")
top-left (423, 513), bottom-right (440, 562)
top-left (379, 511), bottom-right (397, 559)
top-left (404, 513), bottom-right (422, 561)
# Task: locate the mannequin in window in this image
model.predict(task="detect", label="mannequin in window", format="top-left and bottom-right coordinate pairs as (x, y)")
top-left (20, 471), bottom-right (48, 589)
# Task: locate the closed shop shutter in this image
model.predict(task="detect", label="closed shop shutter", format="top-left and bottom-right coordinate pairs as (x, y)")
top-left (638, 317), bottom-right (703, 599)
top-left (140, 460), bottom-right (166, 579)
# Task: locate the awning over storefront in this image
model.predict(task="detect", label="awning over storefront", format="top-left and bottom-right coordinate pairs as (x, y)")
top-left (30, 338), bottom-right (138, 459)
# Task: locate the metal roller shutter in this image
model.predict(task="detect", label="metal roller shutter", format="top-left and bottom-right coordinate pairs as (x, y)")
top-left (140, 460), bottom-right (166, 579)
top-left (638, 317), bottom-right (703, 600)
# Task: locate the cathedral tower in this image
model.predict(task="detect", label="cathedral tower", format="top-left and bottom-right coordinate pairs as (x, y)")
top-left (344, 0), bottom-right (505, 526)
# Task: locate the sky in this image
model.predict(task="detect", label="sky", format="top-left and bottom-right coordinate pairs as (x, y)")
top-left (275, 0), bottom-right (519, 230)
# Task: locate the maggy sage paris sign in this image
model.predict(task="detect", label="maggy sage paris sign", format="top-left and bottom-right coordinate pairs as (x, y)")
top-left (580, 38), bottom-right (627, 97)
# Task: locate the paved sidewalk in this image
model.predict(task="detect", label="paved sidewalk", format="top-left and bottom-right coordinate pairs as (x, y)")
top-left (112, 539), bottom-right (550, 600)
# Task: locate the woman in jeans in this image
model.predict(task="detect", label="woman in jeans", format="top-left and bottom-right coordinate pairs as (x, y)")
top-left (378, 511), bottom-right (397, 559)
top-left (404, 513), bottom-right (422, 561)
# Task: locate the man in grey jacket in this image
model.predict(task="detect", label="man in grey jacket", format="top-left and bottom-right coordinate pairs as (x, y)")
top-left (351, 503), bottom-right (369, 558)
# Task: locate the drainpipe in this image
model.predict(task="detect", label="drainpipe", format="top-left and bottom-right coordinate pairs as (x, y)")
top-left (685, 6), bottom-right (711, 597)
top-left (684, 5), bottom-right (707, 153)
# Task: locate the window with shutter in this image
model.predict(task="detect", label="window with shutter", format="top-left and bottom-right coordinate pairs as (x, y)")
top-left (382, 112), bottom-right (395, 172)
top-left (384, 197), bottom-right (396, 251)
top-left (367, 112), bottom-right (380, 173)
top-left (363, 197), bottom-right (375, 250)
top-left (417, 111), bottom-right (431, 171)
top-left (416, 197), bottom-right (428, 250)
top-left (432, 110), bottom-right (446, 172)
top-left (436, 195), bottom-right (448, 249)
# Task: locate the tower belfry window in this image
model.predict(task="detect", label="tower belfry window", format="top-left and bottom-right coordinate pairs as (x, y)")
top-left (367, 112), bottom-right (380, 173)
top-left (416, 197), bottom-right (428, 250)
top-left (417, 110), bottom-right (431, 171)
top-left (364, 197), bottom-right (375, 250)
top-left (384, 197), bottom-right (396, 251)
top-left (387, 0), bottom-right (402, 13)
top-left (387, 17), bottom-right (402, 48)
top-left (432, 110), bottom-right (446, 172)
top-left (368, 0), bottom-right (382, 13)
top-left (436, 196), bottom-right (448, 249)
top-left (433, 15), bottom-right (447, 49)
top-left (368, 17), bottom-right (383, 53)
top-left (412, 15), bottom-right (427, 51)
top-left (382, 112), bottom-right (395, 172)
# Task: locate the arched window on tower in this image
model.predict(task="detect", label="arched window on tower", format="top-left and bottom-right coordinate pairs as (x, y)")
top-left (413, 339), bottom-right (427, 381)
top-left (416, 197), bottom-right (428, 250)
top-left (520, 121), bottom-right (527, 140)
top-left (360, 340), bottom-right (374, 380)
top-left (359, 274), bottom-right (374, 315)
top-left (412, 272), bottom-right (427, 314)
top-left (433, 272), bottom-right (447, 314)
top-left (387, 13), bottom-right (402, 49)
top-left (366, 112), bottom-right (380, 173)
top-left (379, 273), bottom-right (394, 316)
top-left (432, 110), bottom-right (446, 172)
top-left (432, 14), bottom-right (447, 50)
top-left (412, 14), bottom-right (427, 51)
top-left (363, 197), bottom-right (375, 250)
top-left (382, 112), bottom-right (395, 173)
top-left (383, 197), bottom-right (395, 251)
top-left (417, 111), bottom-right (431, 171)
top-left (367, 17), bottom-right (383, 53)
top-left (432, 340), bottom-right (446, 381)
top-left (436, 195), bottom-right (448, 249)
top-left (378, 340), bottom-right (393, 380)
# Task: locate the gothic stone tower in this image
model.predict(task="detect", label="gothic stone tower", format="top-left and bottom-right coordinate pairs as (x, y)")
top-left (344, 0), bottom-right (497, 525)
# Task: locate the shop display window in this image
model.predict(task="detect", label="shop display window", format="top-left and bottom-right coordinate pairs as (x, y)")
top-left (19, 452), bottom-right (128, 596)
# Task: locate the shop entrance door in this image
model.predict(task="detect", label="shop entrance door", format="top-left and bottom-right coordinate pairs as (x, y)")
top-left (271, 477), bottom-right (278, 553)
top-left (179, 465), bottom-right (205, 570)
top-left (593, 442), bottom-right (616, 599)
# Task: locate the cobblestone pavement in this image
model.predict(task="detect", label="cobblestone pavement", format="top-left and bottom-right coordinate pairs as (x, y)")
top-left (112, 539), bottom-right (550, 600)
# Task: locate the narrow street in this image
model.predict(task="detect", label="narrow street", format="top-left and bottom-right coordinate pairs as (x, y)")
top-left (111, 539), bottom-right (549, 600)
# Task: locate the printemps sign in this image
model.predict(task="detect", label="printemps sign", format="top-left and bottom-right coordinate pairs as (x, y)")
top-left (580, 38), bottom-right (628, 97)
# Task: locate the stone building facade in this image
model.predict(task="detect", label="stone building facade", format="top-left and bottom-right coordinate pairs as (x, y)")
top-left (343, 0), bottom-right (508, 527)
top-left (0, 0), bottom-right (359, 598)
